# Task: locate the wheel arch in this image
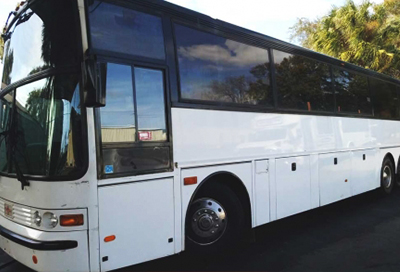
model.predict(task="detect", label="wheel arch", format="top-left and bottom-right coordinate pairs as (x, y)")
top-left (185, 171), bottom-right (252, 231)
top-left (383, 152), bottom-right (395, 171)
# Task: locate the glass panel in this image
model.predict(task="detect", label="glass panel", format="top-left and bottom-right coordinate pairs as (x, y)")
top-left (0, 91), bottom-right (13, 172)
top-left (100, 64), bottom-right (135, 143)
top-left (102, 146), bottom-right (170, 174)
top-left (135, 68), bottom-right (167, 142)
top-left (89, 1), bottom-right (165, 60)
top-left (334, 69), bottom-right (372, 115)
top-left (370, 78), bottom-right (399, 119)
top-left (175, 24), bottom-right (272, 106)
top-left (1, 0), bottom-right (81, 89)
top-left (274, 51), bottom-right (333, 112)
top-left (11, 74), bottom-right (84, 176)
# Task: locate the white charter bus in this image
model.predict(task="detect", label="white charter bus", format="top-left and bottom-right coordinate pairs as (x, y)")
top-left (1, 0), bottom-right (400, 271)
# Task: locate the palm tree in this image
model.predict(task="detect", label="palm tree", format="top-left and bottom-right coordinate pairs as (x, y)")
top-left (291, 0), bottom-right (400, 79)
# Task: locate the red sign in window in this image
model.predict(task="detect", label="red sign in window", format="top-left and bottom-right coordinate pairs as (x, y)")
top-left (139, 131), bottom-right (152, 141)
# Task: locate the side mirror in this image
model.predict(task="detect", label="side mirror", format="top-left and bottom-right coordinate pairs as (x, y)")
top-left (82, 53), bottom-right (107, 107)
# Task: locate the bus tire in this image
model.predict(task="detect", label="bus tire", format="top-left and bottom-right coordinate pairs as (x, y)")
top-left (380, 157), bottom-right (395, 195)
top-left (186, 182), bottom-right (245, 252)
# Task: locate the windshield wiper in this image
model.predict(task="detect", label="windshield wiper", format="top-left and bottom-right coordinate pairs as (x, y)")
top-left (0, 117), bottom-right (30, 190)
top-left (13, 157), bottom-right (29, 190)
top-left (9, 123), bottom-right (30, 190)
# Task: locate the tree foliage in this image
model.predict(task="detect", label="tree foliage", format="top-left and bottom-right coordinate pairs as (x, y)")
top-left (291, 0), bottom-right (400, 79)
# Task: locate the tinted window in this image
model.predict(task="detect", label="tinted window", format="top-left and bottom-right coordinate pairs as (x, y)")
top-left (370, 78), bottom-right (399, 119)
top-left (100, 64), bottom-right (169, 175)
top-left (334, 69), bottom-right (372, 115)
top-left (274, 51), bottom-right (333, 112)
top-left (89, 1), bottom-right (165, 60)
top-left (1, 0), bottom-right (81, 89)
top-left (100, 64), bottom-right (168, 143)
top-left (12, 75), bottom-right (84, 177)
top-left (135, 68), bottom-right (167, 142)
top-left (0, 91), bottom-right (13, 172)
top-left (175, 24), bottom-right (272, 106)
top-left (100, 64), bottom-right (135, 143)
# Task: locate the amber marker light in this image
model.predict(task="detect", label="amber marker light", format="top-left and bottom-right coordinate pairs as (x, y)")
top-left (104, 235), bottom-right (116, 243)
top-left (60, 214), bottom-right (84, 227)
top-left (184, 177), bottom-right (197, 186)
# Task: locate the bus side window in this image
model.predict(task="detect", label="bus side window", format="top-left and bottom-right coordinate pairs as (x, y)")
top-left (99, 63), bottom-right (170, 176)
top-left (370, 78), bottom-right (399, 119)
top-left (100, 63), bottom-right (136, 143)
top-left (273, 50), bottom-right (333, 112)
top-left (333, 69), bottom-right (372, 115)
top-left (89, 1), bottom-right (165, 60)
top-left (174, 24), bottom-right (273, 107)
top-left (135, 68), bottom-right (167, 142)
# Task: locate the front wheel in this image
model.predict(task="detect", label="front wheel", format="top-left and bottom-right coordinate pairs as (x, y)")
top-left (186, 182), bottom-right (245, 251)
top-left (380, 157), bottom-right (395, 195)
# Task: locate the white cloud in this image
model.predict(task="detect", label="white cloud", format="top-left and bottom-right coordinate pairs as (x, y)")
top-left (178, 39), bottom-right (267, 67)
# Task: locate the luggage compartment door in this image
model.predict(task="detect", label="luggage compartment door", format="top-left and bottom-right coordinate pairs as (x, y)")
top-left (276, 156), bottom-right (311, 219)
top-left (99, 178), bottom-right (175, 271)
top-left (319, 152), bottom-right (352, 206)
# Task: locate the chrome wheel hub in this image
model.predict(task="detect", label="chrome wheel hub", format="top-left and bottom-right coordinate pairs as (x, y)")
top-left (190, 198), bottom-right (227, 244)
top-left (383, 165), bottom-right (392, 189)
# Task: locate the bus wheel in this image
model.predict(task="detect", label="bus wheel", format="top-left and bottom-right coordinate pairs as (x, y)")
top-left (381, 157), bottom-right (395, 195)
top-left (186, 182), bottom-right (245, 251)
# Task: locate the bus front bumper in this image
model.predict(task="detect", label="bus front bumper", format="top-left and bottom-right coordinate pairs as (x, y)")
top-left (0, 215), bottom-right (90, 272)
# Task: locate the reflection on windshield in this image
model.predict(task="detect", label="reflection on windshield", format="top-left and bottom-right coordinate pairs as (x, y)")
top-left (1, 0), bottom-right (81, 90)
top-left (0, 74), bottom-right (85, 177)
top-left (0, 92), bottom-right (13, 172)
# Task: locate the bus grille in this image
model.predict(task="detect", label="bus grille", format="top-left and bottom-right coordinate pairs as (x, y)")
top-left (0, 198), bottom-right (34, 227)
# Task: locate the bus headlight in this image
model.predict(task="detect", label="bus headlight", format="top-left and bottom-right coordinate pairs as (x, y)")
top-left (42, 212), bottom-right (58, 229)
top-left (33, 211), bottom-right (42, 227)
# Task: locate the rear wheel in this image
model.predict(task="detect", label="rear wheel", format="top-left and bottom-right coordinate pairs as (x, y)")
top-left (396, 162), bottom-right (400, 188)
top-left (186, 182), bottom-right (245, 252)
top-left (381, 157), bottom-right (395, 195)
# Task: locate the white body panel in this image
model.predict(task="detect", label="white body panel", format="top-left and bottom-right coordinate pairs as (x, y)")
top-left (98, 178), bottom-right (175, 271)
top-left (319, 152), bottom-right (352, 206)
top-left (172, 108), bottom-right (400, 165)
top-left (172, 107), bottom-right (400, 233)
top-left (254, 160), bottom-right (270, 226)
top-left (350, 149), bottom-right (378, 196)
top-left (276, 156), bottom-right (311, 219)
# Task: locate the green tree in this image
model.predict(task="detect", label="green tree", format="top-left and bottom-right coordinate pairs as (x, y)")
top-left (291, 0), bottom-right (400, 79)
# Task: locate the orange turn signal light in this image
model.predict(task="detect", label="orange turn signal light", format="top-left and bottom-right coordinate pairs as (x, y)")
top-left (104, 235), bottom-right (116, 243)
top-left (184, 177), bottom-right (197, 186)
top-left (60, 214), bottom-right (84, 227)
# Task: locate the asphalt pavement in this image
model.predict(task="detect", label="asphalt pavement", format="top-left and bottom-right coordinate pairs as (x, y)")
top-left (2, 188), bottom-right (400, 272)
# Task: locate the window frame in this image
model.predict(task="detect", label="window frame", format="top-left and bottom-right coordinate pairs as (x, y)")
top-left (369, 76), bottom-right (400, 120)
top-left (94, 56), bottom-right (173, 179)
top-left (172, 20), bottom-right (275, 111)
top-left (332, 67), bottom-right (373, 117)
top-left (85, 0), bottom-right (168, 65)
top-left (0, 69), bottom-right (89, 182)
top-left (168, 15), bottom-right (400, 121)
top-left (91, 0), bottom-right (400, 121)
top-left (273, 50), bottom-right (335, 114)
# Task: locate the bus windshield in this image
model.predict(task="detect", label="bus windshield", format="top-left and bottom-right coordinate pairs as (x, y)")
top-left (0, 0), bottom-right (86, 179)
